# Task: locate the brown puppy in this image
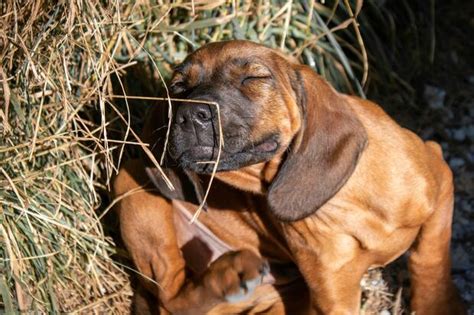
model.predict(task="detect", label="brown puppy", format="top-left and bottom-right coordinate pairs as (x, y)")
top-left (113, 40), bottom-right (466, 314)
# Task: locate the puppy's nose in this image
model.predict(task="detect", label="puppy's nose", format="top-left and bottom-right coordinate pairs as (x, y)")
top-left (175, 104), bottom-right (213, 131)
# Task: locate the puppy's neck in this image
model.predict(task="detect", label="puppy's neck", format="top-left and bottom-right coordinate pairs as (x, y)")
top-left (215, 154), bottom-right (283, 194)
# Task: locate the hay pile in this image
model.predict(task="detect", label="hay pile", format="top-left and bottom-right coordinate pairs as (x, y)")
top-left (0, 0), bottom-right (396, 313)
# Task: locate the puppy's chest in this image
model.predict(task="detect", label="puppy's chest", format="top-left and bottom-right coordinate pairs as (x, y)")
top-left (172, 197), bottom-right (293, 276)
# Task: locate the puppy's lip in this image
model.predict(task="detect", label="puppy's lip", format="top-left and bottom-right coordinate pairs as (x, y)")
top-left (171, 134), bottom-right (280, 168)
top-left (251, 139), bottom-right (278, 153)
top-left (177, 146), bottom-right (216, 162)
top-left (248, 134), bottom-right (280, 154)
top-left (178, 139), bottom-right (279, 160)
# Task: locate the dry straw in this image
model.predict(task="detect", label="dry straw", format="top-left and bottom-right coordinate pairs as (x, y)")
top-left (0, 0), bottom-right (395, 313)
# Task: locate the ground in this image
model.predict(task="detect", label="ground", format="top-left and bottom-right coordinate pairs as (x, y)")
top-left (361, 0), bottom-right (474, 313)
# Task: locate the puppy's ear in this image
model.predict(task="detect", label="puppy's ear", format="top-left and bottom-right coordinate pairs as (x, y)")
top-left (267, 66), bottom-right (367, 221)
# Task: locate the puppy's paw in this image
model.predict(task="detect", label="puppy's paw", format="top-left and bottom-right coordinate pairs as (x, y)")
top-left (202, 250), bottom-right (269, 303)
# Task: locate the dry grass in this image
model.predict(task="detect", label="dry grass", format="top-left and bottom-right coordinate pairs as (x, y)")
top-left (0, 0), bottom-right (404, 313)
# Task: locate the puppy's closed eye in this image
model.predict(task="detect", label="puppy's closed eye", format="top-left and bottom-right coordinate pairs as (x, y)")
top-left (169, 71), bottom-right (187, 94)
top-left (241, 75), bottom-right (272, 85)
top-left (170, 81), bottom-right (186, 94)
top-left (241, 62), bottom-right (272, 86)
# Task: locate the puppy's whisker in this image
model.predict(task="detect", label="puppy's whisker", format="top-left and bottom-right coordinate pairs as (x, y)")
top-left (152, 126), bottom-right (168, 134)
top-left (150, 137), bottom-right (162, 152)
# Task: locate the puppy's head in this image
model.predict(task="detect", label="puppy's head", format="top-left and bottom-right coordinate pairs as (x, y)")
top-left (167, 40), bottom-right (367, 221)
top-left (168, 40), bottom-right (301, 172)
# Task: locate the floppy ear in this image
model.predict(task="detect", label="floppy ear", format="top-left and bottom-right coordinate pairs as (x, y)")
top-left (267, 66), bottom-right (368, 221)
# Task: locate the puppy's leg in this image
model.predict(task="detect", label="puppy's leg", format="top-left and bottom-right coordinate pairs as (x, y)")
top-left (113, 159), bottom-right (186, 312)
top-left (282, 227), bottom-right (369, 315)
top-left (304, 263), bottom-right (368, 314)
top-left (114, 160), bottom-right (268, 314)
top-left (408, 171), bottom-right (466, 315)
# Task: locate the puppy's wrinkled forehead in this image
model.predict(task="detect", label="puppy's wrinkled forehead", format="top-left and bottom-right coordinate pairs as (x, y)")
top-left (173, 41), bottom-right (293, 84)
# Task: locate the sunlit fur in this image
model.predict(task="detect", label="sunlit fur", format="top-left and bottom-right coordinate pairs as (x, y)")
top-left (114, 41), bottom-right (466, 315)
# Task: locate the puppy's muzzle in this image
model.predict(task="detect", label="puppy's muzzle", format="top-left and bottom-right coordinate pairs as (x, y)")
top-left (175, 103), bottom-right (214, 133)
top-left (174, 101), bottom-right (216, 146)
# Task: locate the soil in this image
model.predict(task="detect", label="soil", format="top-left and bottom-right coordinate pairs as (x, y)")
top-left (362, 0), bottom-right (474, 313)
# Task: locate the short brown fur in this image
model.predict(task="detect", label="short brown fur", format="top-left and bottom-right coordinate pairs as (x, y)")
top-left (114, 40), bottom-right (466, 314)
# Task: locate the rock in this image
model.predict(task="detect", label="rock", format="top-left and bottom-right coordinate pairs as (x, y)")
top-left (453, 275), bottom-right (466, 289)
top-left (463, 292), bottom-right (472, 302)
top-left (451, 223), bottom-right (466, 240)
top-left (468, 75), bottom-right (474, 85)
top-left (450, 50), bottom-right (459, 64)
top-left (460, 200), bottom-right (472, 213)
top-left (466, 124), bottom-right (474, 140)
top-left (449, 157), bottom-right (465, 168)
top-left (452, 128), bottom-right (466, 142)
top-left (468, 106), bottom-right (474, 117)
top-left (420, 127), bottom-right (434, 140)
top-left (467, 151), bottom-right (474, 164)
top-left (423, 85), bottom-right (446, 109)
top-left (452, 246), bottom-right (471, 271)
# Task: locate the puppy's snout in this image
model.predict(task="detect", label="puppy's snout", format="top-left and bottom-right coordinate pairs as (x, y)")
top-left (175, 104), bottom-right (213, 131)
